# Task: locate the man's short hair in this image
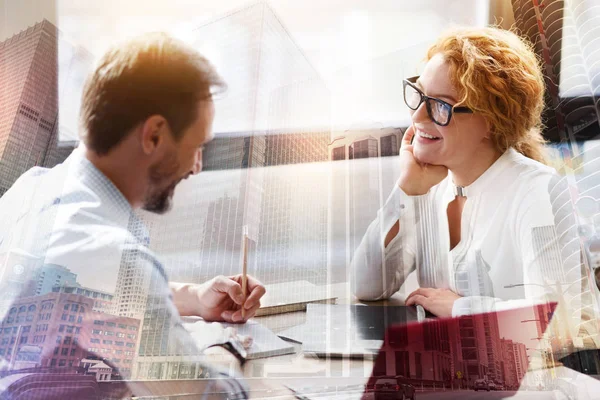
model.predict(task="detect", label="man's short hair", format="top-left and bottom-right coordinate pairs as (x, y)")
top-left (80, 32), bottom-right (225, 155)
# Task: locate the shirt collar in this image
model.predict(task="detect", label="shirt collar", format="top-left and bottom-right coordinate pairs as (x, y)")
top-left (65, 149), bottom-right (151, 245)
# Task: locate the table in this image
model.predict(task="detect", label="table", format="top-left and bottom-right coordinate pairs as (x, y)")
top-left (242, 282), bottom-right (409, 398)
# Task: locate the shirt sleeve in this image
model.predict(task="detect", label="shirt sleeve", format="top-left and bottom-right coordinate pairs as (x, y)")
top-left (120, 243), bottom-right (249, 398)
top-left (351, 182), bottom-right (431, 300)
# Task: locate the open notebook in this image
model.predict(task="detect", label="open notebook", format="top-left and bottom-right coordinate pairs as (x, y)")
top-left (182, 317), bottom-right (296, 360)
top-left (256, 280), bottom-right (338, 317)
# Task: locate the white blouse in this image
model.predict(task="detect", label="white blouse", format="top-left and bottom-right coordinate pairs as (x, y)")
top-left (351, 148), bottom-right (591, 338)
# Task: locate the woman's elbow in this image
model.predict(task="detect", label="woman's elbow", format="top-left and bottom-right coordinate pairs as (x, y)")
top-left (352, 285), bottom-right (391, 301)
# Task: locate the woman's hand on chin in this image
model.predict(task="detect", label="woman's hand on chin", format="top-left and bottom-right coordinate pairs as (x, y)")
top-left (405, 287), bottom-right (461, 318)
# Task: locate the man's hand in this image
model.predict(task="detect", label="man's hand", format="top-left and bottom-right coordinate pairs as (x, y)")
top-left (172, 275), bottom-right (266, 323)
top-left (405, 287), bottom-right (460, 318)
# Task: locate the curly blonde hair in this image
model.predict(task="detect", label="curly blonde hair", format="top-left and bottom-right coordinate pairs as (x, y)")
top-left (426, 27), bottom-right (548, 164)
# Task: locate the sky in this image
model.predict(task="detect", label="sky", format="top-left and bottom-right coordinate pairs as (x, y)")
top-left (0, 0), bottom-right (500, 133)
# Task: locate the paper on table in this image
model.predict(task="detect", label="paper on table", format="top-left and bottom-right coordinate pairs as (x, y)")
top-left (182, 317), bottom-right (296, 360)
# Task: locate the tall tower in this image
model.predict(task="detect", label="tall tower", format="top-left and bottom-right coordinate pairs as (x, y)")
top-left (135, 2), bottom-right (330, 377)
top-left (327, 125), bottom-right (404, 282)
top-left (0, 20), bottom-right (93, 196)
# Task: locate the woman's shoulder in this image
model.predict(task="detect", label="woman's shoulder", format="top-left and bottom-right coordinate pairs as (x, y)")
top-left (505, 148), bottom-right (559, 184)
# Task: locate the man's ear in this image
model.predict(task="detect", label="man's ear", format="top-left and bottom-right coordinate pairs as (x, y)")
top-left (140, 115), bottom-right (168, 155)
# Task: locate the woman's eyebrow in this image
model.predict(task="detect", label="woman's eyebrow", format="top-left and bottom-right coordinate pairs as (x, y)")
top-left (416, 78), bottom-right (458, 103)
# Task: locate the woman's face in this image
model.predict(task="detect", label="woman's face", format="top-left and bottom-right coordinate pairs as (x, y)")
top-left (410, 53), bottom-right (492, 169)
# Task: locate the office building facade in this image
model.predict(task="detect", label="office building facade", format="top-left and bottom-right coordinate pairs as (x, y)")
top-left (0, 19), bottom-right (93, 196)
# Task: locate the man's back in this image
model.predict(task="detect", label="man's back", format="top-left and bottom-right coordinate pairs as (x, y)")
top-left (0, 150), bottom-right (246, 398)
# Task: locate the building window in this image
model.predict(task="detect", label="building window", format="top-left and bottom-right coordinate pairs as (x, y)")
top-left (61, 348), bottom-right (68, 356)
top-left (58, 359), bottom-right (66, 367)
top-left (94, 320), bottom-right (104, 326)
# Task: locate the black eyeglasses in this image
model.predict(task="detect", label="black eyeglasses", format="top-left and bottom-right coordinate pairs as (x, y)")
top-left (402, 76), bottom-right (472, 126)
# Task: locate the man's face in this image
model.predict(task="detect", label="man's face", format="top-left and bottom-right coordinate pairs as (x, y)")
top-left (143, 100), bottom-right (215, 214)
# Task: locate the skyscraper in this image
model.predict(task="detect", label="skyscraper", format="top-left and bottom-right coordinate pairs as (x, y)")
top-left (327, 126), bottom-right (404, 281)
top-left (512, 341), bottom-right (529, 382)
top-left (0, 19), bottom-right (93, 196)
top-left (33, 264), bottom-right (77, 296)
top-left (135, 2), bottom-right (331, 377)
top-left (501, 338), bottom-right (519, 389)
top-left (511, 0), bottom-right (600, 142)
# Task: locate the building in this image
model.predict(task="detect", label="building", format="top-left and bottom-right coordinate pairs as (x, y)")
top-left (511, 0), bottom-right (600, 142)
top-left (0, 292), bottom-right (140, 378)
top-left (327, 126), bottom-right (404, 282)
top-left (513, 341), bottom-right (529, 382)
top-left (110, 217), bottom-right (153, 320)
top-left (0, 19), bottom-right (93, 196)
top-left (34, 264), bottom-right (77, 296)
top-left (135, 2), bottom-right (331, 377)
top-left (456, 314), bottom-right (489, 384)
top-left (0, 249), bottom-right (40, 309)
top-left (483, 313), bottom-right (504, 384)
top-left (83, 314), bottom-right (140, 379)
top-left (501, 338), bottom-right (519, 389)
top-left (372, 319), bottom-right (452, 383)
top-left (52, 284), bottom-right (114, 313)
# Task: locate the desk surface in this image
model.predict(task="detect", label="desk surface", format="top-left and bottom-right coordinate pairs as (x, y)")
top-left (243, 282), bottom-right (408, 396)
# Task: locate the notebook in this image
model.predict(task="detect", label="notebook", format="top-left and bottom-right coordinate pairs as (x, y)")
top-left (256, 280), bottom-right (338, 317)
top-left (183, 317), bottom-right (296, 360)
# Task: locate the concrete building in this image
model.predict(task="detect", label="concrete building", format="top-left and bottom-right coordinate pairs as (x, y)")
top-left (511, 0), bottom-right (600, 143)
top-left (513, 342), bottom-right (529, 382)
top-left (373, 319), bottom-right (452, 384)
top-left (135, 2), bottom-right (331, 377)
top-left (110, 217), bottom-right (153, 320)
top-left (0, 249), bottom-right (40, 310)
top-left (0, 292), bottom-right (140, 378)
top-left (456, 314), bottom-right (489, 384)
top-left (501, 338), bottom-right (519, 389)
top-left (0, 19), bottom-right (93, 196)
top-left (52, 284), bottom-right (114, 313)
top-left (34, 264), bottom-right (77, 296)
top-left (327, 126), bottom-right (405, 282)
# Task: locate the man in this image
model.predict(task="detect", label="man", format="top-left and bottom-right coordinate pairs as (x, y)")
top-left (0, 33), bottom-right (265, 398)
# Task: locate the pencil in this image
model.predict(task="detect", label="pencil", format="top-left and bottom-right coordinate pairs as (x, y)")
top-left (241, 225), bottom-right (248, 320)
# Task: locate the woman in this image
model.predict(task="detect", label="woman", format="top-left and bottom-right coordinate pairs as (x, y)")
top-left (351, 27), bottom-right (592, 339)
